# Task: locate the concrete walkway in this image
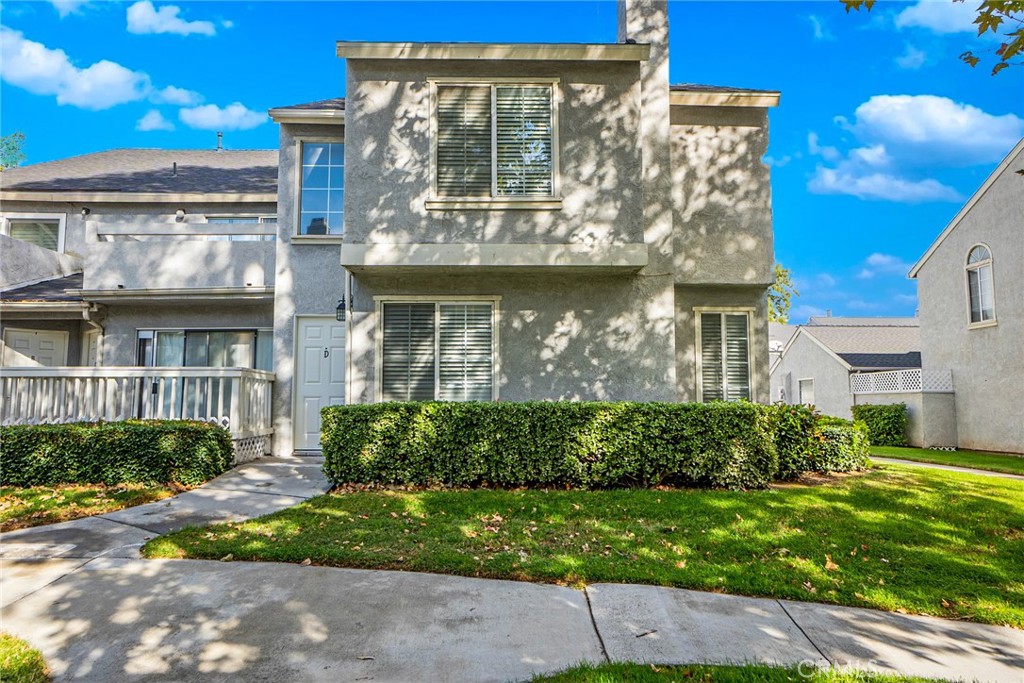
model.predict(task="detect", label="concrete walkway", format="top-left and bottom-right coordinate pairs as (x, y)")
top-left (873, 456), bottom-right (1024, 481)
top-left (2, 459), bottom-right (1022, 683)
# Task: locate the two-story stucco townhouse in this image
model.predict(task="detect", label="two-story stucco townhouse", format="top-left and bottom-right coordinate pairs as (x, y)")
top-left (1, 0), bottom-right (780, 459)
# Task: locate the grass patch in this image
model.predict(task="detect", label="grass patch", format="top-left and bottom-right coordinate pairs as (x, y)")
top-left (0, 632), bottom-right (49, 683)
top-left (871, 447), bottom-right (1024, 476)
top-left (143, 464), bottom-right (1024, 628)
top-left (530, 663), bottom-right (947, 683)
top-left (0, 483), bottom-right (174, 532)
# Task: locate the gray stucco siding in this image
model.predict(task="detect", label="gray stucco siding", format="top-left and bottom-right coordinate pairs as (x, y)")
top-left (915, 144), bottom-right (1024, 453)
top-left (343, 59), bottom-right (644, 248)
top-left (769, 331), bottom-right (853, 419)
top-left (670, 106), bottom-right (774, 286)
top-left (347, 270), bottom-right (677, 405)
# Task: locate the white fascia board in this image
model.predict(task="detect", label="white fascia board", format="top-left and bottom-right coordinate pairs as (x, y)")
top-left (69, 286), bottom-right (274, 302)
top-left (268, 109), bottom-right (345, 125)
top-left (909, 137), bottom-right (1024, 279)
top-left (669, 91), bottom-right (780, 108)
top-left (336, 42), bottom-right (651, 62)
top-left (0, 191), bottom-right (277, 203)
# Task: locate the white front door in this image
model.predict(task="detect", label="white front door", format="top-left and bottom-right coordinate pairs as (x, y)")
top-left (294, 317), bottom-right (346, 450)
top-left (2, 328), bottom-right (69, 367)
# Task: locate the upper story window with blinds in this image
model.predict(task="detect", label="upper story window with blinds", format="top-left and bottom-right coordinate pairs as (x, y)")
top-left (2, 214), bottom-right (66, 253)
top-left (434, 82), bottom-right (556, 199)
top-left (697, 310), bottom-right (753, 403)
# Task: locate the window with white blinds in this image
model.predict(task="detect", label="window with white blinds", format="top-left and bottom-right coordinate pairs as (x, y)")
top-left (435, 83), bottom-right (554, 198)
top-left (4, 216), bottom-right (64, 252)
top-left (965, 244), bottom-right (995, 325)
top-left (698, 311), bottom-right (752, 402)
top-left (381, 301), bottom-right (495, 402)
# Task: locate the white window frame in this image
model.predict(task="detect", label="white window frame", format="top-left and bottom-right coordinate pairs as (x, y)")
top-left (965, 243), bottom-right (997, 329)
top-left (373, 295), bottom-right (501, 402)
top-left (292, 137), bottom-right (345, 243)
top-left (797, 378), bottom-right (814, 406)
top-left (693, 306), bottom-right (756, 402)
top-left (1, 213), bottom-right (67, 253)
top-left (427, 78), bottom-right (561, 210)
top-left (136, 327), bottom-right (273, 369)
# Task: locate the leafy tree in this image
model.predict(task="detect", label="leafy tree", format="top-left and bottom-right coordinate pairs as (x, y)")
top-left (842, 0), bottom-right (1024, 75)
top-left (0, 132), bottom-right (26, 171)
top-left (769, 263), bottom-right (799, 324)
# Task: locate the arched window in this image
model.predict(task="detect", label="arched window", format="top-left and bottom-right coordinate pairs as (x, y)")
top-left (966, 244), bottom-right (995, 324)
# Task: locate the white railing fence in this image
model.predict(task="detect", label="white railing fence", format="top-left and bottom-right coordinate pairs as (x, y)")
top-left (851, 368), bottom-right (953, 395)
top-left (0, 367), bottom-right (274, 440)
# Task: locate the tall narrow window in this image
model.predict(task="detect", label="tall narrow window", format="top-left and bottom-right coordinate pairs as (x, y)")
top-left (966, 244), bottom-right (995, 324)
top-left (299, 142), bottom-right (344, 235)
top-left (698, 311), bottom-right (751, 402)
top-left (381, 301), bottom-right (495, 402)
top-left (435, 83), bottom-right (554, 199)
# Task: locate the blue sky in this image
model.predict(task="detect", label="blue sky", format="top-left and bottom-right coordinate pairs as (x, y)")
top-left (2, 0), bottom-right (1021, 321)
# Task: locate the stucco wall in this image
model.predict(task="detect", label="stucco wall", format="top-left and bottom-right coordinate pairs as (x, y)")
top-left (915, 144), bottom-right (1024, 453)
top-left (769, 330), bottom-right (853, 418)
top-left (272, 122), bottom-right (349, 456)
top-left (100, 302), bottom-right (274, 366)
top-left (347, 271), bottom-right (676, 404)
top-left (0, 235), bottom-right (81, 289)
top-left (674, 285), bottom-right (769, 404)
top-left (84, 240), bottom-right (275, 290)
top-left (670, 106), bottom-right (774, 286)
top-left (852, 391), bottom-right (957, 449)
top-left (343, 59), bottom-right (644, 248)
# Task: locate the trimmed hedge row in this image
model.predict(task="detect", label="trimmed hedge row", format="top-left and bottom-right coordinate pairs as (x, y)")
top-left (813, 416), bottom-right (871, 473)
top-left (851, 403), bottom-right (908, 447)
top-left (0, 420), bottom-right (234, 487)
top-left (321, 401), bottom-right (869, 490)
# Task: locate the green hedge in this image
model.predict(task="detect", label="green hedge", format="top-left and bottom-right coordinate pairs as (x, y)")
top-left (0, 420), bottom-right (234, 487)
top-left (767, 403), bottom-right (818, 480)
top-left (851, 403), bottom-right (908, 447)
top-left (324, 401), bottom-right (798, 490)
top-left (811, 416), bottom-right (871, 473)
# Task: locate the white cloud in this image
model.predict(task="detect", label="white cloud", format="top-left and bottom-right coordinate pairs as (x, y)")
top-left (136, 109), bottom-right (175, 131)
top-left (0, 26), bottom-right (150, 110)
top-left (764, 154), bottom-right (792, 168)
top-left (854, 253), bottom-right (914, 280)
top-left (816, 273), bottom-right (836, 287)
top-left (807, 14), bottom-right (835, 41)
top-left (807, 132), bottom-right (840, 162)
top-left (852, 95), bottom-right (1023, 166)
top-left (895, 0), bottom-right (977, 34)
top-left (50, 0), bottom-right (89, 17)
top-left (848, 299), bottom-right (881, 311)
top-left (126, 1), bottom-right (216, 37)
top-left (179, 102), bottom-right (266, 131)
top-left (153, 85), bottom-right (202, 106)
top-left (809, 165), bottom-right (961, 203)
top-left (895, 44), bottom-right (926, 69)
top-left (856, 269), bottom-right (875, 280)
top-left (791, 304), bottom-right (826, 323)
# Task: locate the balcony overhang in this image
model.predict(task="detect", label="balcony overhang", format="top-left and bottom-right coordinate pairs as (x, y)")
top-left (337, 41), bottom-right (651, 62)
top-left (68, 286), bottom-right (275, 304)
top-left (341, 243), bottom-right (648, 273)
top-left (0, 301), bottom-right (92, 317)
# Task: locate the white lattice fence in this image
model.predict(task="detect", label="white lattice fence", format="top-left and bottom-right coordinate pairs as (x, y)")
top-left (851, 369), bottom-right (953, 394)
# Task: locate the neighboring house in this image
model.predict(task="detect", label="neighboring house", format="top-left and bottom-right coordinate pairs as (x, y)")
top-left (1, 0), bottom-right (781, 458)
top-left (908, 138), bottom-right (1024, 454)
top-left (769, 317), bottom-right (921, 419)
top-left (768, 322), bottom-right (796, 368)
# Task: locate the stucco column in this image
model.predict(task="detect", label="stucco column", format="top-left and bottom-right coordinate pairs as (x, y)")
top-left (619, 0), bottom-right (678, 399)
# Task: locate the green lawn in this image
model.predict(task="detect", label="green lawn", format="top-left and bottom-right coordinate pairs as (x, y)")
top-left (0, 484), bottom-right (174, 532)
top-left (871, 446), bottom-right (1024, 476)
top-left (531, 663), bottom-right (947, 683)
top-left (0, 633), bottom-right (49, 683)
top-left (144, 464), bottom-right (1024, 627)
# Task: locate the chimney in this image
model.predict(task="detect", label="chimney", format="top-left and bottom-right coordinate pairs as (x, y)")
top-left (826, 309), bottom-right (832, 317)
top-left (216, 131), bottom-right (223, 151)
top-left (172, 162), bottom-right (177, 176)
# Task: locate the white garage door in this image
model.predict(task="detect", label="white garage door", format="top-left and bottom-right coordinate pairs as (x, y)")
top-left (2, 328), bottom-right (69, 367)
top-left (294, 317), bottom-right (346, 451)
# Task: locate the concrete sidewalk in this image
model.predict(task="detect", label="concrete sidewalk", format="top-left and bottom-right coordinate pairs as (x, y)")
top-left (873, 456), bottom-right (1024, 481)
top-left (2, 457), bottom-right (1021, 683)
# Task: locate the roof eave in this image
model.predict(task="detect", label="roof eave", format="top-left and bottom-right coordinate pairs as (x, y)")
top-left (670, 91), bottom-right (780, 108)
top-left (0, 191), bottom-right (278, 203)
top-left (268, 109), bottom-right (345, 125)
top-left (336, 41), bottom-right (651, 62)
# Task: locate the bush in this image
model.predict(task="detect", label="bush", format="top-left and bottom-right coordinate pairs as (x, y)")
top-left (322, 401), bottom-right (788, 490)
top-left (811, 416), bottom-right (870, 473)
top-left (766, 403), bottom-right (818, 480)
top-left (0, 420), bottom-right (233, 487)
top-left (851, 403), bottom-right (908, 447)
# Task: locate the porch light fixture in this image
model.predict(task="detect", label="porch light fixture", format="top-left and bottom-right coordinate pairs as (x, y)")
top-left (175, 209), bottom-right (186, 222)
top-left (81, 207), bottom-right (91, 216)
top-left (336, 298), bottom-right (346, 321)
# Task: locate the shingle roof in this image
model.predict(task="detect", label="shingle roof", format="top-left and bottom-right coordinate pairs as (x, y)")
top-left (806, 316), bottom-right (919, 327)
top-left (802, 324), bottom-right (921, 370)
top-left (270, 97), bottom-right (345, 112)
top-left (1, 149), bottom-right (278, 194)
top-left (1, 273), bottom-right (83, 302)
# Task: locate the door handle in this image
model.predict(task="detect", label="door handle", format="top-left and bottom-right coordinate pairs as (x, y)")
top-left (324, 347), bottom-right (330, 358)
